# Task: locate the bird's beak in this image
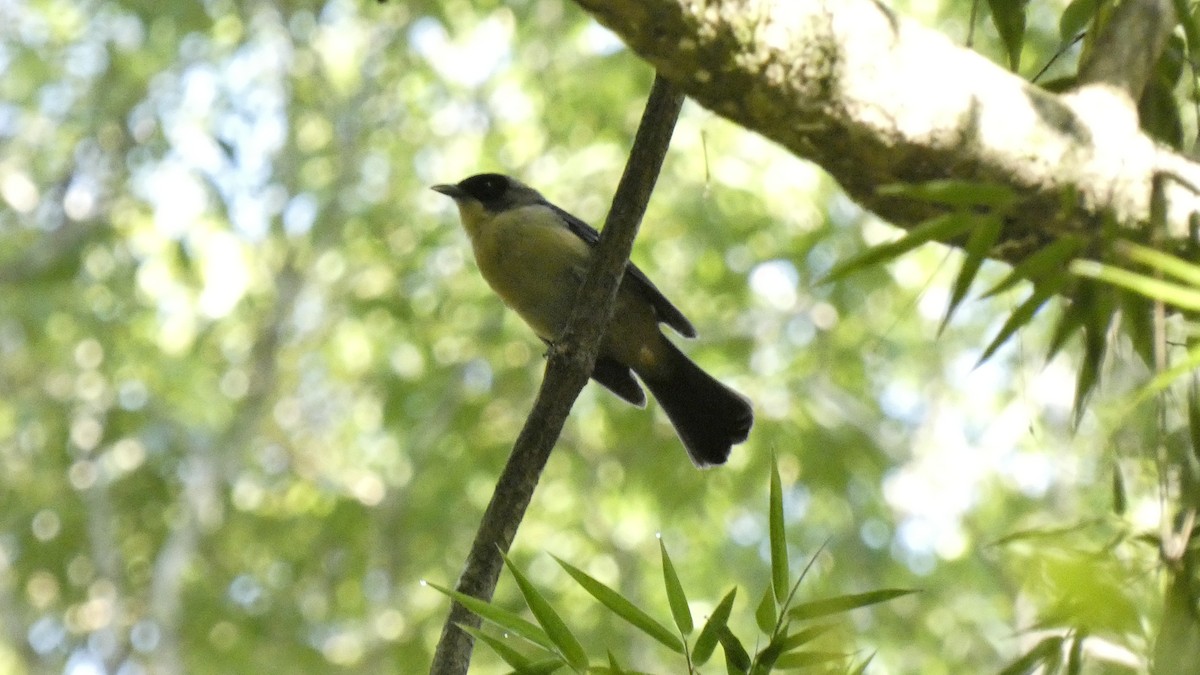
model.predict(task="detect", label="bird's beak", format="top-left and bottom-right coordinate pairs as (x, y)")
top-left (431, 184), bottom-right (464, 200)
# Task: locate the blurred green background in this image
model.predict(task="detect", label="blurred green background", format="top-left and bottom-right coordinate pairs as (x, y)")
top-left (0, 0), bottom-right (1164, 672)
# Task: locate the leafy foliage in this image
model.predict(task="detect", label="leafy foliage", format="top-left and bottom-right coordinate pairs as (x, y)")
top-left (0, 0), bottom-right (1196, 673)
top-left (431, 463), bottom-right (912, 673)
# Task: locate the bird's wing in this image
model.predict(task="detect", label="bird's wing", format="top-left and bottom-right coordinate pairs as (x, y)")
top-left (546, 202), bottom-right (697, 338)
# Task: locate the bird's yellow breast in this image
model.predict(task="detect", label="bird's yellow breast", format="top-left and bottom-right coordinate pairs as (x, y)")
top-left (453, 200), bottom-right (668, 375)
top-left (459, 204), bottom-right (590, 340)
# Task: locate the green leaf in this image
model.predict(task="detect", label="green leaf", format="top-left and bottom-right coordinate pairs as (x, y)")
top-left (457, 624), bottom-right (552, 671)
top-left (755, 585), bottom-right (776, 634)
top-left (1139, 63), bottom-right (1184, 148)
top-left (1119, 241), bottom-right (1200, 286)
top-left (990, 519), bottom-right (1107, 547)
top-left (977, 280), bottom-right (1064, 366)
top-left (719, 626), bottom-right (752, 673)
top-left (1112, 463), bottom-right (1127, 516)
top-left (941, 214), bottom-right (1003, 334)
top-left (692, 588), bottom-right (737, 666)
top-left (757, 624), bottom-right (837, 671)
top-left (756, 636), bottom-right (786, 670)
top-left (1072, 260), bottom-right (1200, 310)
top-left (552, 555), bottom-right (684, 653)
top-left (778, 624), bottom-right (836, 651)
top-left (998, 635), bottom-right (1064, 675)
top-left (1118, 289), bottom-right (1155, 366)
top-left (1177, 0), bottom-right (1200, 56)
top-left (501, 553), bottom-right (589, 670)
top-left (823, 212), bottom-right (974, 282)
top-left (1121, 343), bottom-right (1200, 415)
top-left (606, 650), bottom-right (627, 675)
top-left (772, 650), bottom-right (846, 669)
top-left (848, 652), bottom-right (876, 675)
top-left (1044, 288), bottom-right (1088, 362)
top-left (1190, 381), bottom-right (1200, 466)
top-left (988, 0), bottom-right (1028, 70)
top-left (1072, 280), bottom-right (1115, 425)
top-left (1060, 0), bottom-right (1102, 40)
top-left (1066, 631), bottom-right (1086, 675)
top-left (659, 539), bottom-right (693, 635)
top-left (1042, 636), bottom-right (1065, 674)
top-left (981, 236), bottom-right (1085, 298)
top-left (876, 180), bottom-right (1017, 209)
top-left (424, 581), bottom-right (554, 651)
top-left (789, 589), bottom-right (918, 621)
top-left (769, 453), bottom-right (788, 604)
top-left (515, 659), bottom-right (569, 675)
top-left (1073, 326), bottom-right (1104, 428)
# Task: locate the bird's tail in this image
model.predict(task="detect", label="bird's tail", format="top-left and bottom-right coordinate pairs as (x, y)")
top-left (640, 340), bottom-right (753, 467)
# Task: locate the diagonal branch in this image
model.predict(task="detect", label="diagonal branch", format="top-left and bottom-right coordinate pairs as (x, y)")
top-left (428, 74), bottom-right (686, 675)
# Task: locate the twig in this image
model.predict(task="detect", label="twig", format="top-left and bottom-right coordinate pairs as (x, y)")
top-left (428, 73), bottom-right (685, 674)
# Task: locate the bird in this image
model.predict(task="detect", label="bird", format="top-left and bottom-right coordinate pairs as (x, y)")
top-left (432, 173), bottom-right (752, 467)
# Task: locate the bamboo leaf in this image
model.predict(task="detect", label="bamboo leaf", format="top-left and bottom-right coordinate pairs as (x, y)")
top-left (823, 212), bottom-right (974, 282)
top-left (1175, 0), bottom-right (1200, 59)
top-left (982, 236), bottom-right (1084, 298)
top-left (772, 650), bottom-right (846, 669)
top-left (1112, 463), bottom-right (1127, 516)
top-left (977, 280), bottom-right (1064, 366)
top-left (849, 652), bottom-right (876, 675)
top-left (501, 552), bottom-right (589, 670)
top-left (789, 589), bottom-right (918, 621)
top-left (553, 556), bottom-right (683, 653)
top-left (517, 659), bottom-right (569, 674)
top-left (987, 0), bottom-right (1029, 70)
top-left (755, 585), bottom-right (776, 634)
top-left (778, 624), bottom-right (836, 651)
top-left (692, 588), bottom-right (737, 666)
top-left (457, 624), bottom-right (551, 671)
top-left (424, 581), bottom-right (554, 651)
top-left (1071, 301), bottom-right (1111, 427)
top-left (769, 453), bottom-right (789, 604)
top-left (1060, 0), bottom-right (1102, 40)
top-left (1190, 380), bottom-right (1200, 466)
top-left (1072, 259), bottom-right (1200, 310)
top-left (1119, 240), bottom-right (1200, 286)
top-left (876, 180), bottom-right (1017, 208)
top-left (659, 539), bottom-right (693, 635)
top-left (1121, 343), bottom-right (1200, 414)
top-left (941, 214), bottom-right (1003, 333)
top-left (1119, 289), bottom-right (1155, 367)
top-left (1067, 631), bottom-right (1086, 675)
top-left (587, 661), bottom-right (656, 675)
top-left (719, 627), bottom-right (751, 673)
top-left (1045, 288), bottom-right (1088, 362)
top-left (990, 518), bottom-right (1107, 547)
top-left (604, 651), bottom-right (627, 675)
top-left (1072, 274), bottom-right (1116, 425)
top-left (998, 635), bottom-right (1064, 675)
top-left (756, 635), bottom-right (786, 670)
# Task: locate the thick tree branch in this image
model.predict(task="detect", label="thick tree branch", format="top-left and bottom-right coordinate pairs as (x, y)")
top-left (573, 0), bottom-right (1200, 259)
top-left (428, 75), bottom-right (685, 675)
